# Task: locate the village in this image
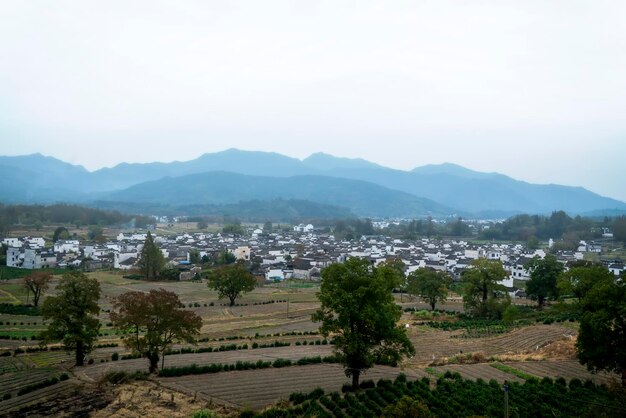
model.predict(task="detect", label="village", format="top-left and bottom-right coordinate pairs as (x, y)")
top-left (3, 223), bottom-right (623, 298)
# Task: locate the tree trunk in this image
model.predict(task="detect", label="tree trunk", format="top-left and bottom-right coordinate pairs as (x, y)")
top-left (622, 370), bottom-right (626, 387)
top-left (351, 370), bottom-right (361, 390)
top-left (538, 296), bottom-right (545, 310)
top-left (75, 340), bottom-right (84, 366)
top-left (430, 300), bottom-right (436, 311)
top-left (229, 297), bottom-right (236, 307)
top-left (148, 352), bottom-right (160, 374)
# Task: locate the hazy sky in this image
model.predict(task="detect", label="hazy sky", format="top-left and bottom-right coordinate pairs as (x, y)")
top-left (1, 1), bottom-right (625, 201)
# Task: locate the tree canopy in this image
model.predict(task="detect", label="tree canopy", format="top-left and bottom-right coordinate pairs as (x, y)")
top-left (576, 275), bottom-right (626, 386)
top-left (461, 259), bottom-right (510, 319)
top-left (558, 263), bottom-right (614, 303)
top-left (524, 255), bottom-right (564, 308)
top-left (110, 288), bottom-right (202, 373)
top-left (406, 268), bottom-right (451, 311)
top-left (312, 258), bottom-right (415, 389)
top-left (138, 231), bottom-right (165, 280)
top-left (40, 271), bottom-right (101, 366)
top-left (206, 263), bottom-right (256, 306)
top-left (23, 271), bottom-right (52, 307)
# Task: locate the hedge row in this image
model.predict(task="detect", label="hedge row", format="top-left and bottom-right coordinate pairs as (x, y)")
top-left (257, 373), bottom-right (626, 418)
top-left (159, 355), bottom-right (342, 377)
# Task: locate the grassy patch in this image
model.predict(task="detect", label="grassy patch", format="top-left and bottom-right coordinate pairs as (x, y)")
top-left (490, 362), bottom-right (538, 380)
top-left (425, 367), bottom-right (444, 378)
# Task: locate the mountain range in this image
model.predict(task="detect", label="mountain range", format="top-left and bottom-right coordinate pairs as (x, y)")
top-left (1, 149), bottom-right (625, 219)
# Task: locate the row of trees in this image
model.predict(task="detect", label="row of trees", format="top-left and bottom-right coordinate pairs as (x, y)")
top-left (0, 203), bottom-right (153, 231)
top-left (37, 261), bottom-right (258, 372)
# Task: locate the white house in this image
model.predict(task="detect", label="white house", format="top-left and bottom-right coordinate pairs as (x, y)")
top-left (2, 238), bottom-right (21, 248)
top-left (24, 237), bottom-right (45, 249)
top-left (6, 247), bottom-right (23, 267)
top-left (22, 248), bottom-right (57, 269)
top-left (266, 269), bottom-right (285, 281)
top-left (53, 240), bottom-right (80, 253)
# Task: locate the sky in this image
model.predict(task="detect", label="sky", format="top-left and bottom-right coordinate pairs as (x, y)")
top-left (1, 1), bottom-right (625, 201)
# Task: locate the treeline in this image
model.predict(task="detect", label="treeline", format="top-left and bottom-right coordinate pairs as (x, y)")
top-left (0, 203), bottom-right (153, 232)
top-left (94, 198), bottom-right (355, 222)
top-left (327, 212), bottom-right (626, 245)
top-left (482, 211), bottom-right (626, 244)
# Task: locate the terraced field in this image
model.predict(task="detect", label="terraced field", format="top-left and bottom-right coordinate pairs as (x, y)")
top-left (161, 363), bottom-right (429, 410)
top-left (79, 345), bottom-right (335, 381)
top-left (503, 360), bottom-right (619, 385)
top-left (432, 363), bottom-right (526, 383)
top-left (404, 323), bottom-right (574, 366)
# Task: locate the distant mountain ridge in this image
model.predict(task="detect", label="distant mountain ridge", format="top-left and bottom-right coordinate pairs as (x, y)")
top-left (1, 149), bottom-right (624, 218)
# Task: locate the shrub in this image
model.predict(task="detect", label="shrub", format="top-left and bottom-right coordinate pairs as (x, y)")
top-left (191, 409), bottom-right (218, 418)
top-left (59, 373), bottom-right (69, 381)
top-left (2, 393), bottom-right (11, 400)
top-left (360, 379), bottom-right (376, 389)
top-left (111, 353), bottom-right (119, 361)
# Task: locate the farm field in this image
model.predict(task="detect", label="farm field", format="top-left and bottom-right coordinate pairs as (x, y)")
top-left (78, 345), bottom-right (335, 381)
top-left (161, 363), bottom-right (429, 410)
top-left (403, 323), bottom-right (575, 366)
top-left (0, 271), bottom-right (623, 416)
top-left (502, 360), bottom-right (619, 386)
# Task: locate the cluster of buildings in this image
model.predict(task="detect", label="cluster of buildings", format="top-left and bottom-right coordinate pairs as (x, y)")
top-left (3, 228), bottom-right (623, 294)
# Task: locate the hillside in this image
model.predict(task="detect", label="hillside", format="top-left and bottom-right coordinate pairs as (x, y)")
top-left (1, 150), bottom-right (625, 216)
top-left (101, 172), bottom-right (454, 218)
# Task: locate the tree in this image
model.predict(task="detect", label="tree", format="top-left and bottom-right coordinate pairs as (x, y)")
top-left (381, 396), bottom-right (435, 418)
top-left (576, 277), bottom-right (626, 386)
top-left (189, 249), bottom-right (201, 264)
top-left (40, 272), bottom-right (101, 366)
top-left (462, 259), bottom-right (510, 319)
top-left (214, 250), bottom-right (236, 266)
top-left (558, 264), bottom-right (614, 303)
top-left (24, 271), bottom-right (52, 307)
top-left (263, 221), bottom-right (273, 234)
top-left (111, 288), bottom-right (202, 373)
top-left (206, 263), bottom-right (256, 306)
top-left (138, 231), bottom-right (165, 280)
top-left (406, 268), bottom-right (451, 311)
top-left (525, 255), bottom-right (564, 309)
top-left (197, 221), bottom-right (208, 230)
top-left (52, 226), bottom-right (70, 243)
top-left (312, 258), bottom-right (415, 389)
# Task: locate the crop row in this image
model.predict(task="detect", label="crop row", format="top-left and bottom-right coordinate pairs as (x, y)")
top-left (0, 373), bottom-right (69, 402)
top-left (251, 372), bottom-right (626, 418)
top-left (159, 355), bottom-right (342, 377)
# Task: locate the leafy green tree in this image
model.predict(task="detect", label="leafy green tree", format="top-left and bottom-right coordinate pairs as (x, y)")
top-left (24, 271), bottom-right (52, 307)
top-left (138, 232), bottom-right (165, 280)
top-left (214, 250), bottom-right (236, 266)
top-left (525, 255), bottom-right (564, 309)
top-left (111, 288), bottom-right (202, 373)
top-left (406, 268), bottom-right (451, 311)
top-left (189, 249), bottom-right (201, 264)
top-left (52, 226), bottom-right (70, 242)
top-left (0, 243), bottom-right (7, 266)
top-left (558, 264), bottom-right (614, 303)
top-left (381, 395), bottom-right (435, 418)
top-left (527, 236), bottom-right (540, 250)
top-left (87, 225), bottom-right (104, 242)
top-left (263, 221), bottom-right (273, 234)
top-left (576, 277), bottom-right (626, 386)
top-left (40, 272), bottom-right (101, 366)
top-left (614, 216), bottom-right (626, 243)
top-left (206, 263), bottom-right (256, 306)
top-left (197, 221), bottom-right (208, 230)
top-left (312, 258), bottom-right (415, 389)
top-left (222, 223), bottom-right (245, 235)
top-left (462, 259), bottom-right (510, 319)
